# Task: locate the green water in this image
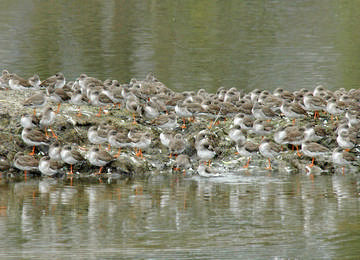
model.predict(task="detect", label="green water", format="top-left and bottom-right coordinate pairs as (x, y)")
top-left (1, 174), bottom-right (360, 259)
top-left (1, 0), bottom-right (360, 258)
top-left (2, 1), bottom-right (360, 93)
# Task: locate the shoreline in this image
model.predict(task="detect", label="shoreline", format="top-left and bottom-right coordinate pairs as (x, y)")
top-left (0, 73), bottom-right (356, 181)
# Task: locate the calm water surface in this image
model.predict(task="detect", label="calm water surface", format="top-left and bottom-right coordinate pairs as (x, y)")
top-left (1, 0), bottom-right (360, 258)
top-left (1, 1), bottom-right (360, 92)
top-left (0, 174), bottom-right (359, 259)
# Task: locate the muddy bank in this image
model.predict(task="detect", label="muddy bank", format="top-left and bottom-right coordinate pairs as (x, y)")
top-left (0, 88), bottom-right (230, 180)
top-left (0, 86), bottom-right (341, 182)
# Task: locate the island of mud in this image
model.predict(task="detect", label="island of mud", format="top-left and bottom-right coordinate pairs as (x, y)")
top-left (0, 71), bottom-right (358, 182)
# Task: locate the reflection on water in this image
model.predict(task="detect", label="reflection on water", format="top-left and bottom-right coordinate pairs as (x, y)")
top-left (1, 1), bottom-right (360, 92)
top-left (0, 174), bottom-right (359, 258)
top-left (2, 0), bottom-right (360, 258)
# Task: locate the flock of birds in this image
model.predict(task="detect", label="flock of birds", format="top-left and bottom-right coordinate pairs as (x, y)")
top-left (0, 69), bottom-right (360, 179)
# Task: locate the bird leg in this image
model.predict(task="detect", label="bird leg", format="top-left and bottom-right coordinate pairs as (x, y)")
top-left (181, 118), bottom-right (187, 129)
top-left (243, 157), bottom-right (251, 168)
top-left (136, 148), bottom-right (143, 158)
top-left (314, 111), bottom-right (319, 119)
top-left (67, 164), bottom-right (74, 175)
top-left (114, 148), bottom-right (121, 158)
top-left (49, 127), bottom-right (57, 139)
top-left (97, 167), bottom-right (103, 175)
top-left (29, 146), bottom-right (36, 156)
top-left (56, 103), bottom-right (61, 114)
top-left (24, 170), bottom-right (27, 181)
top-left (265, 158), bottom-right (272, 170)
top-left (44, 127), bottom-right (49, 138)
top-left (308, 157), bottom-right (315, 168)
top-left (296, 145), bottom-right (302, 157)
top-left (132, 113), bottom-right (137, 124)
